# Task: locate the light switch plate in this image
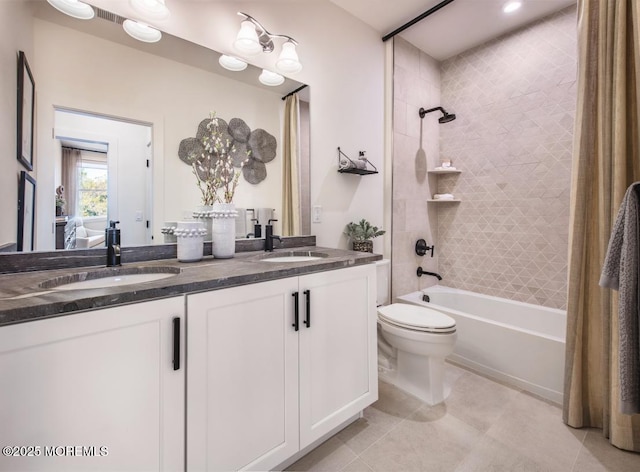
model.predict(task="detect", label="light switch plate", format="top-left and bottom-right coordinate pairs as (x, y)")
top-left (312, 205), bottom-right (322, 223)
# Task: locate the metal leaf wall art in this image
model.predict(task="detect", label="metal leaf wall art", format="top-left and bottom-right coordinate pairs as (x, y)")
top-left (179, 116), bottom-right (277, 185)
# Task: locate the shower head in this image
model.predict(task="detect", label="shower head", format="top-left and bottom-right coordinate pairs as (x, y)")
top-left (438, 112), bottom-right (456, 123)
top-left (419, 106), bottom-right (456, 123)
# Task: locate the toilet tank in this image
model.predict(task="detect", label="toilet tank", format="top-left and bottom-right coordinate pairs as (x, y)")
top-left (375, 259), bottom-right (391, 306)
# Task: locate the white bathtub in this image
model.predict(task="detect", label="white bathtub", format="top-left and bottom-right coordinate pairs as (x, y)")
top-left (397, 285), bottom-right (566, 404)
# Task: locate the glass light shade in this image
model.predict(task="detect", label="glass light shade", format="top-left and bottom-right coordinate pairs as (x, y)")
top-left (259, 69), bottom-right (285, 87)
top-left (234, 20), bottom-right (262, 55)
top-left (503, 1), bottom-right (522, 13)
top-left (123, 19), bottom-right (162, 43)
top-left (276, 41), bottom-right (302, 74)
top-left (218, 55), bottom-right (248, 72)
top-left (46, 0), bottom-right (95, 20)
top-left (130, 0), bottom-right (170, 20)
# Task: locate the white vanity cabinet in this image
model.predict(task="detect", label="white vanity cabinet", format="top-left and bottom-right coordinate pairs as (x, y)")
top-left (0, 297), bottom-right (185, 472)
top-left (187, 264), bottom-right (378, 471)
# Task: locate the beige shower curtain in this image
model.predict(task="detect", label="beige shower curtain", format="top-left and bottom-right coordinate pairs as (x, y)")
top-left (61, 147), bottom-right (81, 217)
top-left (282, 94), bottom-right (300, 236)
top-left (563, 0), bottom-right (640, 451)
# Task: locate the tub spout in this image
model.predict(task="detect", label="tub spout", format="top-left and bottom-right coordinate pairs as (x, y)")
top-left (417, 267), bottom-right (442, 280)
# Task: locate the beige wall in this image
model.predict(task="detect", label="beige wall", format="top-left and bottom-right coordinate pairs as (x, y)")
top-left (0, 1), bottom-right (35, 249)
top-left (391, 38), bottom-right (441, 300)
top-left (436, 7), bottom-right (576, 309)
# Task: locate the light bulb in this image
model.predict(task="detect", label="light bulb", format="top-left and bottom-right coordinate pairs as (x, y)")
top-left (46, 0), bottom-right (95, 20)
top-left (234, 20), bottom-right (262, 55)
top-left (259, 69), bottom-right (285, 87)
top-left (503, 1), bottom-right (522, 13)
top-left (276, 41), bottom-right (302, 74)
top-left (130, 0), bottom-right (170, 20)
top-left (123, 19), bottom-right (162, 43)
top-left (219, 55), bottom-right (248, 72)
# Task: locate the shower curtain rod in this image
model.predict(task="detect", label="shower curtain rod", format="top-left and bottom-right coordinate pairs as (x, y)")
top-left (281, 84), bottom-right (308, 100)
top-left (381, 0), bottom-right (456, 42)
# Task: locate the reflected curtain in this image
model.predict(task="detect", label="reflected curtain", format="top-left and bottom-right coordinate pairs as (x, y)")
top-left (61, 147), bottom-right (81, 217)
top-left (282, 93), bottom-right (301, 236)
top-left (563, 0), bottom-right (640, 451)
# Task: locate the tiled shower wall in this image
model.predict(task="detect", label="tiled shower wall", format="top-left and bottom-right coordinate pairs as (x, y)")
top-left (437, 7), bottom-right (576, 309)
top-left (391, 38), bottom-right (441, 300)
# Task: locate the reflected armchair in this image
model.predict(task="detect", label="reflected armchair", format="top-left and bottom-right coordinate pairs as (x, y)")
top-left (74, 218), bottom-right (105, 248)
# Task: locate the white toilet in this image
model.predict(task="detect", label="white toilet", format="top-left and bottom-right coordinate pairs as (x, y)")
top-left (376, 260), bottom-right (457, 405)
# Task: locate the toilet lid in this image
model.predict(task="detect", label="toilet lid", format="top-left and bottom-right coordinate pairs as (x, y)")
top-left (378, 303), bottom-right (456, 333)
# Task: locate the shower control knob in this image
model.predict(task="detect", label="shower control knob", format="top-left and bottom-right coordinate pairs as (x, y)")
top-left (415, 239), bottom-right (434, 257)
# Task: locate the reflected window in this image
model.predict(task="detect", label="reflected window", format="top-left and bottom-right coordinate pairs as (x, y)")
top-left (77, 157), bottom-right (108, 218)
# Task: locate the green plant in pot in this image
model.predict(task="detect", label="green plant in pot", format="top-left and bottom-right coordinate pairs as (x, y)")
top-left (344, 219), bottom-right (385, 253)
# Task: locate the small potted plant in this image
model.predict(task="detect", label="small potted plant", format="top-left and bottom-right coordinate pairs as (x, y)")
top-left (344, 219), bottom-right (385, 253)
top-left (55, 185), bottom-right (65, 216)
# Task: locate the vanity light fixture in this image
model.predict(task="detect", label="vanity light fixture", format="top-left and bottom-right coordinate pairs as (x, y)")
top-left (259, 69), bottom-right (285, 87)
top-left (129, 0), bottom-right (170, 21)
top-left (123, 19), bottom-right (162, 43)
top-left (46, 0), bottom-right (95, 20)
top-left (503, 1), bottom-right (522, 13)
top-left (233, 12), bottom-right (303, 74)
top-left (219, 55), bottom-right (248, 72)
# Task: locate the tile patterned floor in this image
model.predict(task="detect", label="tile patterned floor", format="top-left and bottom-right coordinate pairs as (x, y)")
top-left (287, 364), bottom-right (640, 472)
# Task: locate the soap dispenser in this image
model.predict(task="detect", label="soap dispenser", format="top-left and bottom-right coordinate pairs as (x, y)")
top-left (106, 220), bottom-right (121, 267)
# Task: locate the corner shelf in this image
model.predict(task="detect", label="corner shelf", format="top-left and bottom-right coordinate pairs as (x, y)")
top-left (427, 169), bottom-right (462, 175)
top-left (428, 167), bottom-right (462, 202)
top-left (338, 168), bottom-right (378, 175)
top-left (337, 147), bottom-right (378, 175)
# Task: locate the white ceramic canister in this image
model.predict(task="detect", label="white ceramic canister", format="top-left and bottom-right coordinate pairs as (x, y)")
top-left (211, 202), bottom-right (238, 258)
top-left (192, 205), bottom-right (214, 242)
top-left (175, 221), bottom-right (207, 262)
top-left (161, 221), bottom-right (178, 244)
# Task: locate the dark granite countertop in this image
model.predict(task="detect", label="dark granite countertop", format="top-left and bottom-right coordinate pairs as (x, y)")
top-left (0, 246), bottom-right (381, 327)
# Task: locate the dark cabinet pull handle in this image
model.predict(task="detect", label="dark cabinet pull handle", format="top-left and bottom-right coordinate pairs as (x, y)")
top-left (292, 292), bottom-right (299, 331)
top-left (304, 289), bottom-right (311, 328)
top-left (172, 317), bottom-right (180, 371)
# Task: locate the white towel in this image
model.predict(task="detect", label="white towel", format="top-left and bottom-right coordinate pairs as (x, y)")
top-left (433, 193), bottom-right (455, 200)
top-left (339, 157), bottom-right (354, 170)
top-left (235, 208), bottom-right (247, 239)
top-left (434, 166), bottom-right (457, 171)
top-left (255, 208), bottom-right (276, 235)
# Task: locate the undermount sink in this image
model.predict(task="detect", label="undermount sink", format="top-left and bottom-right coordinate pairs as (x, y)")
top-left (257, 251), bottom-right (329, 263)
top-left (40, 266), bottom-right (181, 291)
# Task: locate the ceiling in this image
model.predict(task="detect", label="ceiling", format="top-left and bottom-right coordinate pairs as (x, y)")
top-left (329, 0), bottom-right (576, 60)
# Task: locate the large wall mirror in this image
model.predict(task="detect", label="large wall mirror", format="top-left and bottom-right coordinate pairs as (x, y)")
top-left (9, 0), bottom-right (310, 253)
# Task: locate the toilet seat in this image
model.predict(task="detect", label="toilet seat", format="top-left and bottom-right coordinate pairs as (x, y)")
top-left (378, 303), bottom-right (456, 334)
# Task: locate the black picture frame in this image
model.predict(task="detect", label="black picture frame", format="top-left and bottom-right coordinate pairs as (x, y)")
top-left (17, 50), bottom-right (35, 171)
top-left (17, 171), bottom-right (36, 252)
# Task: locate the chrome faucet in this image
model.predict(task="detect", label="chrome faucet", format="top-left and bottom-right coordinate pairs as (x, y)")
top-left (416, 267), bottom-right (442, 280)
top-left (264, 219), bottom-right (282, 252)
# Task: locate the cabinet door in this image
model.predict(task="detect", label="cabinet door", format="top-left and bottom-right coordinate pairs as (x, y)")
top-left (299, 264), bottom-right (378, 448)
top-left (187, 277), bottom-right (299, 471)
top-left (0, 297), bottom-right (185, 472)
